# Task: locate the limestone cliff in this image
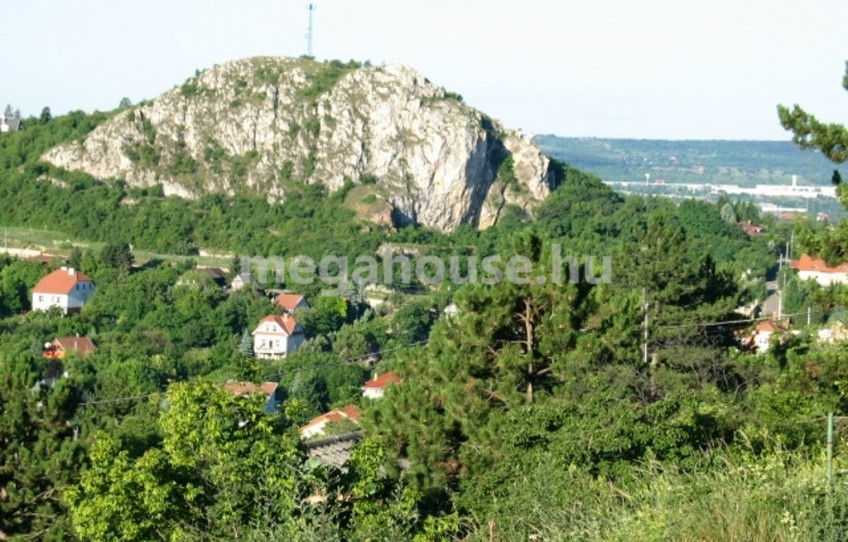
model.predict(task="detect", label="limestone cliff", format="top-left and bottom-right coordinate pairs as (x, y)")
top-left (42, 57), bottom-right (558, 231)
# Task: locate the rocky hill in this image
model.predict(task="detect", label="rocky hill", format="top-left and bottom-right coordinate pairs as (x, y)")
top-left (43, 57), bottom-right (558, 231)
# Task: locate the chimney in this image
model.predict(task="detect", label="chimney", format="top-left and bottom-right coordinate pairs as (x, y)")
top-left (67, 267), bottom-right (76, 276)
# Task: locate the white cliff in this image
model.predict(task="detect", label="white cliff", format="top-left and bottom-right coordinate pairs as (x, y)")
top-left (42, 57), bottom-right (558, 231)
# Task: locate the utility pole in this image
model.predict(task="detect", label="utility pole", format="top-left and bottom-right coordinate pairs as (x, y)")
top-left (807, 306), bottom-right (812, 327)
top-left (642, 288), bottom-right (649, 367)
top-left (827, 412), bottom-right (834, 488)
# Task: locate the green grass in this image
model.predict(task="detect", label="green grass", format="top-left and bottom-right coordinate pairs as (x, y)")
top-left (0, 226), bottom-right (232, 268)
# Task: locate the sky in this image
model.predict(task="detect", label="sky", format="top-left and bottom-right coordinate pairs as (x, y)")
top-left (3, 0), bottom-right (847, 140)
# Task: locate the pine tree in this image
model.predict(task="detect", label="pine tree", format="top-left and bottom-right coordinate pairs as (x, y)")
top-left (778, 61), bottom-right (848, 164)
top-left (238, 329), bottom-right (253, 358)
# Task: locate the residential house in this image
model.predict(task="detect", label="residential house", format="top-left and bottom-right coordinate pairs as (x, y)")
top-left (745, 319), bottom-right (789, 354)
top-left (362, 371), bottom-right (401, 399)
top-left (252, 314), bottom-right (306, 359)
top-left (223, 380), bottom-right (280, 413)
top-left (274, 293), bottom-right (310, 313)
top-left (790, 254), bottom-right (848, 287)
top-left (300, 405), bottom-right (362, 439)
top-left (43, 336), bottom-right (96, 360)
top-left (32, 267), bottom-right (95, 314)
top-left (740, 221), bottom-right (765, 236)
top-left (0, 116), bottom-right (20, 133)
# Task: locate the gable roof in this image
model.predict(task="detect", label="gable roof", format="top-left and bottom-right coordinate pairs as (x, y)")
top-left (33, 267), bottom-right (93, 295)
top-left (755, 319), bottom-right (788, 333)
top-left (362, 372), bottom-right (401, 390)
top-left (300, 405), bottom-right (362, 433)
top-left (791, 254), bottom-right (848, 274)
top-left (223, 380), bottom-right (279, 397)
top-left (52, 336), bottom-right (96, 355)
top-left (275, 293), bottom-right (307, 311)
top-left (254, 314), bottom-right (304, 336)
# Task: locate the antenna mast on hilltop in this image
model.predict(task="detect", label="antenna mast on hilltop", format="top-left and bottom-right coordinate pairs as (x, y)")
top-left (306, 4), bottom-right (315, 57)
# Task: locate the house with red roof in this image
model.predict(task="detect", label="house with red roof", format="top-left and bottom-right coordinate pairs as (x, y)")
top-left (274, 293), bottom-right (310, 313)
top-left (223, 380), bottom-right (280, 413)
top-left (300, 405), bottom-right (362, 439)
top-left (43, 336), bottom-right (96, 359)
top-left (362, 371), bottom-right (401, 399)
top-left (251, 314), bottom-right (306, 359)
top-left (31, 267), bottom-right (95, 315)
top-left (742, 319), bottom-right (789, 354)
top-left (791, 254), bottom-right (848, 287)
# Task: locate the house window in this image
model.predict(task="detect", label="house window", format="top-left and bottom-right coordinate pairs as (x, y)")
top-left (38, 295), bottom-right (43, 302)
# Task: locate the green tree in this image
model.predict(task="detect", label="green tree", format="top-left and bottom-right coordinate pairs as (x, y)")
top-left (778, 61), bottom-right (848, 164)
top-left (39, 107), bottom-right (52, 124)
top-left (99, 242), bottom-right (134, 273)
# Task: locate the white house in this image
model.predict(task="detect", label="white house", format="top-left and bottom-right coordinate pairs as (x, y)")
top-left (252, 314), bottom-right (306, 359)
top-left (223, 380), bottom-right (280, 413)
top-left (744, 320), bottom-right (788, 354)
top-left (0, 116), bottom-right (20, 133)
top-left (362, 372), bottom-right (401, 399)
top-left (300, 405), bottom-right (362, 439)
top-left (32, 267), bottom-right (95, 315)
top-left (791, 254), bottom-right (848, 287)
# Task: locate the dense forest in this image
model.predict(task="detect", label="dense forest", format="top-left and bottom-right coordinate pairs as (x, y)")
top-left (2, 104), bottom-right (848, 541)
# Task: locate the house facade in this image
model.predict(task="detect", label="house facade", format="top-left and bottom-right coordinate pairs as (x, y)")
top-left (362, 372), bottom-right (401, 399)
top-left (791, 254), bottom-right (848, 287)
top-left (252, 314), bottom-right (306, 359)
top-left (32, 267), bottom-right (95, 314)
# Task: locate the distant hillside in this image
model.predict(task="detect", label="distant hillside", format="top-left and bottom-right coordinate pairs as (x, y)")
top-left (534, 135), bottom-right (838, 187)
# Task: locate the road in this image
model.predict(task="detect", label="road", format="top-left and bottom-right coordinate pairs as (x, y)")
top-left (762, 279), bottom-right (780, 316)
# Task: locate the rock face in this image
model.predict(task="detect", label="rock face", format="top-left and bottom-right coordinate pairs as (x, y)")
top-left (43, 57), bottom-right (558, 231)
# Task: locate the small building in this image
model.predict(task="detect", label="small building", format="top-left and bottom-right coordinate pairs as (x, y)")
top-left (740, 221), bottom-right (765, 236)
top-left (362, 371), bottom-right (401, 399)
top-left (252, 314), bottom-right (306, 359)
top-left (744, 319), bottom-right (789, 354)
top-left (230, 272), bottom-right (255, 292)
top-left (790, 254), bottom-right (848, 287)
top-left (0, 116), bottom-right (21, 133)
top-left (300, 405), bottom-right (362, 440)
top-left (43, 336), bottom-right (96, 359)
top-left (274, 293), bottom-right (310, 313)
top-left (223, 380), bottom-right (280, 413)
top-left (32, 267), bottom-right (95, 315)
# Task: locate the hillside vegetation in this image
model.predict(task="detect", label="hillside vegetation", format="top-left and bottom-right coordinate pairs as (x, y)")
top-left (2, 69), bottom-right (848, 541)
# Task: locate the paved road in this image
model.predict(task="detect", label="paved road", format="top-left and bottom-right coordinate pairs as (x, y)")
top-left (762, 279), bottom-right (779, 316)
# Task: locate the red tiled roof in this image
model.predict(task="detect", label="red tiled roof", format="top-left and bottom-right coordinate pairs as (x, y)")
top-left (300, 405), bottom-right (362, 432)
top-left (756, 320), bottom-right (788, 333)
top-left (52, 336), bottom-right (96, 355)
top-left (275, 293), bottom-right (307, 311)
top-left (256, 314), bottom-right (303, 335)
top-left (362, 372), bottom-right (401, 389)
top-left (790, 254), bottom-right (848, 274)
top-left (33, 268), bottom-right (93, 295)
top-left (223, 380), bottom-right (278, 397)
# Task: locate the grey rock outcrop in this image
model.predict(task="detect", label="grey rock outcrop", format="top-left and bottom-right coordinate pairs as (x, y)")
top-left (43, 57), bottom-right (558, 231)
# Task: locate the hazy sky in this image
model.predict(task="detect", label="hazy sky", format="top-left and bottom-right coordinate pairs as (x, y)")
top-left (4, 0), bottom-right (847, 140)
